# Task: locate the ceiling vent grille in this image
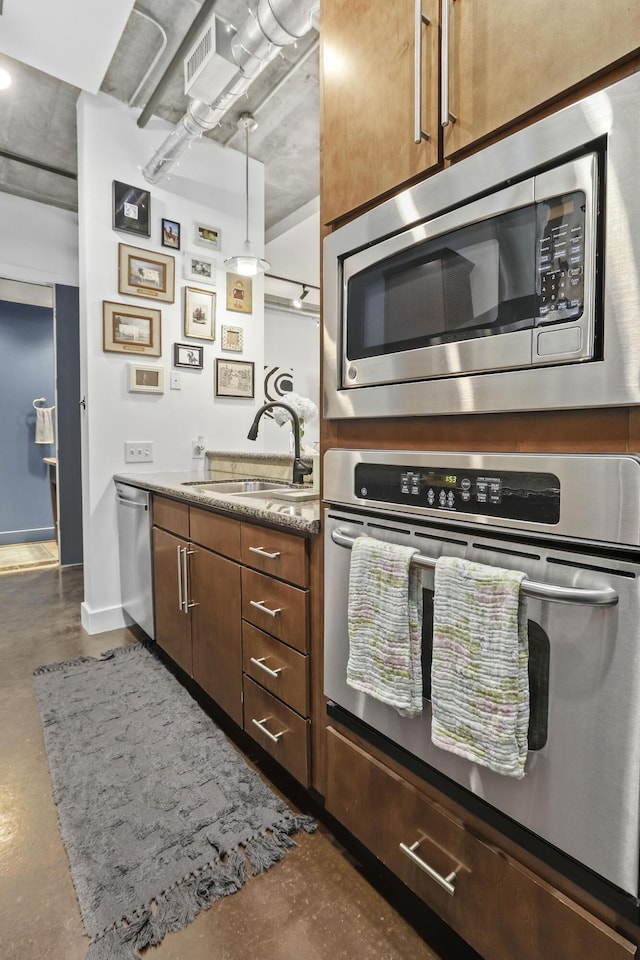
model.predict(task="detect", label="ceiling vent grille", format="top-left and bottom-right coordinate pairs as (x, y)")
top-left (183, 14), bottom-right (237, 102)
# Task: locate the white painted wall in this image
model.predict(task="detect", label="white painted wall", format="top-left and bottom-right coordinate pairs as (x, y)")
top-left (262, 208), bottom-right (320, 453)
top-left (0, 193), bottom-right (79, 286)
top-left (77, 91), bottom-right (267, 633)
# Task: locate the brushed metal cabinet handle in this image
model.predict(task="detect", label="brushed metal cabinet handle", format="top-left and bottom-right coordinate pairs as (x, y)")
top-left (251, 717), bottom-right (284, 744)
top-left (176, 545), bottom-right (184, 612)
top-left (249, 599), bottom-right (282, 618)
top-left (399, 841), bottom-right (457, 895)
top-left (248, 545), bottom-right (281, 559)
top-left (250, 656), bottom-right (283, 679)
top-left (414, 0), bottom-right (431, 142)
top-left (441, 0), bottom-right (457, 126)
top-left (184, 548), bottom-right (198, 609)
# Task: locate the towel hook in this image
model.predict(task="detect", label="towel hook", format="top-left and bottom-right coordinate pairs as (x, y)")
top-left (33, 397), bottom-right (48, 409)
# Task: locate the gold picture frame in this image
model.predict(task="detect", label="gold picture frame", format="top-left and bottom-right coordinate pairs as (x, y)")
top-left (103, 301), bottom-right (162, 356)
top-left (118, 243), bottom-right (175, 303)
top-left (226, 273), bottom-right (252, 314)
top-left (184, 286), bottom-right (216, 340)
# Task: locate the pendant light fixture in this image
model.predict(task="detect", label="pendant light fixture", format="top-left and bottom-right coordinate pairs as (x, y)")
top-left (224, 113), bottom-right (270, 278)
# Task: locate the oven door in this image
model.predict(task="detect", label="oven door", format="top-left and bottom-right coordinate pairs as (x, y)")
top-left (324, 507), bottom-right (640, 899)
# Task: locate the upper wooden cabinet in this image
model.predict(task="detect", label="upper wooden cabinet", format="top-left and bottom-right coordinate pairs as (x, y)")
top-left (321, 0), bottom-right (440, 225)
top-left (444, 0), bottom-right (640, 157)
top-left (321, 0), bottom-right (640, 225)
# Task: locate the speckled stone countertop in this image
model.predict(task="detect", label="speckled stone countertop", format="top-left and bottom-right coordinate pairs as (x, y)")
top-left (114, 452), bottom-right (320, 536)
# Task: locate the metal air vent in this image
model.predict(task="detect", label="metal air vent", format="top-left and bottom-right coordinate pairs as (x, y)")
top-left (183, 13), bottom-right (237, 102)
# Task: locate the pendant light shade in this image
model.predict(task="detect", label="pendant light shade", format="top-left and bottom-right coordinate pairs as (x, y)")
top-left (224, 114), bottom-right (270, 277)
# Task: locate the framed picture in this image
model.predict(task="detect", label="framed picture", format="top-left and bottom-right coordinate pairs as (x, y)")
top-left (226, 272), bottom-right (252, 314)
top-left (161, 218), bottom-right (180, 250)
top-left (194, 222), bottom-right (222, 251)
top-left (118, 243), bottom-right (175, 303)
top-left (173, 342), bottom-right (204, 369)
top-left (112, 181), bottom-right (150, 237)
top-left (221, 324), bottom-right (244, 353)
top-left (184, 286), bottom-right (216, 340)
top-left (215, 358), bottom-right (255, 399)
top-left (183, 250), bottom-right (216, 285)
top-left (103, 301), bottom-right (161, 356)
top-left (128, 363), bottom-right (164, 393)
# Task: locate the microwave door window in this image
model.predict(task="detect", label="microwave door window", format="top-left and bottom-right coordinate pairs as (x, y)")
top-left (346, 205), bottom-right (538, 361)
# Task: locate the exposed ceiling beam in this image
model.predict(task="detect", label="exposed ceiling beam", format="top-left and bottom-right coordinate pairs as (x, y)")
top-left (0, 149), bottom-right (77, 180)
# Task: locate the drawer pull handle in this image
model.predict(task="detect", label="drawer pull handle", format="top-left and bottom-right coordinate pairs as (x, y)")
top-left (251, 716), bottom-right (284, 744)
top-left (248, 546), bottom-right (281, 560)
top-left (249, 599), bottom-right (282, 618)
top-left (399, 841), bottom-right (457, 896)
top-left (250, 656), bottom-right (283, 678)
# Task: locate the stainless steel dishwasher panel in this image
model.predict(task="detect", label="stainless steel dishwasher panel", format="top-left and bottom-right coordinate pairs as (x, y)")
top-left (115, 482), bottom-right (155, 639)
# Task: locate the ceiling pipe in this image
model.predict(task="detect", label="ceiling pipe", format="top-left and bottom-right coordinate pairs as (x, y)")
top-left (141, 0), bottom-right (319, 185)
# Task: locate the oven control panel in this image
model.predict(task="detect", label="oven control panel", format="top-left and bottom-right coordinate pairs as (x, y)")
top-left (354, 463), bottom-right (560, 523)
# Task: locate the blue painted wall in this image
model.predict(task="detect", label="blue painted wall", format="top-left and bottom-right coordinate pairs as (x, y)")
top-left (0, 299), bottom-right (55, 545)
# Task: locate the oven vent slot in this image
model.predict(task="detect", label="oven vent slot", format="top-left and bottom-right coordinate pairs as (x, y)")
top-left (472, 543), bottom-right (541, 562)
top-left (547, 557), bottom-right (636, 579)
top-left (368, 522), bottom-right (412, 537)
top-left (327, 513), bottom-right (365, 526)
top-left (415, 531), bottom-right (468, 547)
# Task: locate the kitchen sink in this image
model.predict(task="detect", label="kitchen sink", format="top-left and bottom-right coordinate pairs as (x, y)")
top-left (184, 480), bottom-right (287, 494)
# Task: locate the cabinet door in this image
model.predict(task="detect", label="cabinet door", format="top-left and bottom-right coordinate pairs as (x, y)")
top-left (152, 527), bottom-right (192, 676)
top-left (322, 0), bottom-right (439, 225)
top-left (191, 545), bottom-right (243, 726)
top-left (444, 0), bottom-right (640, 157)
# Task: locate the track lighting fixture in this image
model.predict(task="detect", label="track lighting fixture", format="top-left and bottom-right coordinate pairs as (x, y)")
top-left (292, 285), bottom-right (309, 309)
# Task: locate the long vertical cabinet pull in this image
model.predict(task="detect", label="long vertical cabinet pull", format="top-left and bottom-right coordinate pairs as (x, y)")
top-left (176, 545), bottom-right (184, 612)
top-left (440, 0), bottom-right (457, 126)
top-left (414, 0), bottom-right (431, 142)
top-left (183, 548), bottom-right (198, 611)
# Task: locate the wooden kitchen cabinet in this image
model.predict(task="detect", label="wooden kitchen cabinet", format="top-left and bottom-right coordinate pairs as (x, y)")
top-left (321, 0), bottom-right (640, 226)
top-left (321, 0), bottom-right (440, 225)
top-left (153, 525), bottom-right (193, 676)
top-left (326, 727), bottom-right (637, 960)
top-left (444, 0), bottom-right (640, 158)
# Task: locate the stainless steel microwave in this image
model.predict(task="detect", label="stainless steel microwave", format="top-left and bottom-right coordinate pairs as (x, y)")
top-left (323, 71), bottom-right (640, 420)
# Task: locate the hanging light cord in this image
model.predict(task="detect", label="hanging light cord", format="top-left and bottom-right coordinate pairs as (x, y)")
top-left (244, 121), bottom-right (250, 245)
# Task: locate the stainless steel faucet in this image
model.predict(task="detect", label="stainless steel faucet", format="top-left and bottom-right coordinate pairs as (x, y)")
top-left (247, 401), bottom-right (313, 485)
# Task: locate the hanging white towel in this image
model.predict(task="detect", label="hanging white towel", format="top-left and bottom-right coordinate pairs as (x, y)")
top-left (347, 536), bottom-right (423, 717)
top-left (35, 406), bottom-right (55, 444)
top-left (430, 556), bottom-right (529, 779)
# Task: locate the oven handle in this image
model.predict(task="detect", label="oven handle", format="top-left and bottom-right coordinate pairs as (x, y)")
top-left (330, 528), bottom-right (619, 607)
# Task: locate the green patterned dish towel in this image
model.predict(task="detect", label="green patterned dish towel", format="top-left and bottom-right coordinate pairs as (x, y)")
top-left (347, 536), bottom-right (423, 717)
top-left (431, 556), bottom-right (529, 778)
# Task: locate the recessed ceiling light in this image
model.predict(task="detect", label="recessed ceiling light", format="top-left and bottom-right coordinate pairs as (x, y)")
top-left (0, 68), bottom-right (11, 90)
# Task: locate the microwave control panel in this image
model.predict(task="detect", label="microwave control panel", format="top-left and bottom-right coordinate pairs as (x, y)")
top-left (354, 463), bottom-right (561, 524)
top-left (536, 190), bottom-right (585, 325)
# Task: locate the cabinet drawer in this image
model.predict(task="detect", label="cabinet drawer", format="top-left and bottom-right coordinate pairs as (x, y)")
top-left (241, 567), bottom-right (308, 653)
top-left (242, 621), bottom-right (309, 716)
top-left (190, 506), bottom-right (241, 560)
top-left (243, 677), bottom-right (309, 786)
top-left (326, 728), bottom-right (636, 960)
top-left (153, 496), bottom-right (189, 538)
top-left (240, 523), bottom-right (308, 586)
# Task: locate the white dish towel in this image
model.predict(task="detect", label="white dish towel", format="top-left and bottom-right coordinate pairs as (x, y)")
top-left (347, 535), bottom-right (423, 717)
top-left (35, 406), bottom-right (55, 444)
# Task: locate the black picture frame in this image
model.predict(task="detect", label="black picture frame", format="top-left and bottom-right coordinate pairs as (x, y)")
top-left (215, 358), bottom-right (255, 398)
top-left (173, 342), bottom-right (204, 369)
top-left (161, 218), bottom-right (181, 250)
top-left (112, 180), bottom-right (150, 237)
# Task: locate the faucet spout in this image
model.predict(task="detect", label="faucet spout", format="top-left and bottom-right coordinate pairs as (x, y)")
top-left (247, 401), bottom-right (313, 484)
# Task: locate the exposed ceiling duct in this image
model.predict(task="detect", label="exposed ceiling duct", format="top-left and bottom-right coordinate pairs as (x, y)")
top-left (142, 0), bottom-right (319, 186)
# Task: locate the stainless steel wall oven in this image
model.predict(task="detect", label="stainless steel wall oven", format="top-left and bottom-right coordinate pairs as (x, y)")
top-left (324, 71), bottom-right (640, 420)
top-left (324, 449), bottom-right (640, 920)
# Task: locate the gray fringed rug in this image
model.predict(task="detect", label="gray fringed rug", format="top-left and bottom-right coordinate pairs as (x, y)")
top-left (34, 642), bottom-right (315, 959)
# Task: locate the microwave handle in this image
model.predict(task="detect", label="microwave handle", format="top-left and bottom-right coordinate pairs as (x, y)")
top-left (414, 1), bottom-right (431, 143)
top-left (441, 0), bottom-right (457, 127)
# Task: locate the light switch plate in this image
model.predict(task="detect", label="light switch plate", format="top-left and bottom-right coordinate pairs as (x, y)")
top-left (124, 441), bottom-right (154, 463)
top-left (170, 372), bottom-right (181, 390)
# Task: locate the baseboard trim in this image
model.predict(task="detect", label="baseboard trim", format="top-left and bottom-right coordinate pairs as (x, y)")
top-left (80, 601), bottom-right (129, 636)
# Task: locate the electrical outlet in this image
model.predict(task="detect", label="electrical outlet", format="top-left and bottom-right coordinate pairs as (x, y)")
top-left (124, 441), bottom-right (154, 463)
top-left (192, 438), bottom-right (205, 460)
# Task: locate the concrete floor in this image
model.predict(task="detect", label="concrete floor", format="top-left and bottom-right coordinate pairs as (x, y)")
top-left (0, 566), bottom-right (477, 960)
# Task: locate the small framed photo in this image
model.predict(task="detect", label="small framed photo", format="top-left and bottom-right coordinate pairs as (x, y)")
top-left (183, 250), bottom-right (216, 285)
top-left (184, 286), bottom-right (216, 340)
top-left (226, 272), bottom-right (252, 314)
top-left (112, 181), bottom-right (150, 237)
top-left (103, 301), bottom-right (161, 356)
top-left (215, 358), bottom-right (255, 399)
top-left (118, 243), bottom-right (175, 303)
top-left (128, 363), bottom-right (164, 393)
top-left (194, 222), bottom-right (222, 251)
top-left (173, 342), bottom-right (204, 369)
top-left (161, 218), bottom-right (180, 250)
top-left (221, 324), bottom-right (244, 353)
